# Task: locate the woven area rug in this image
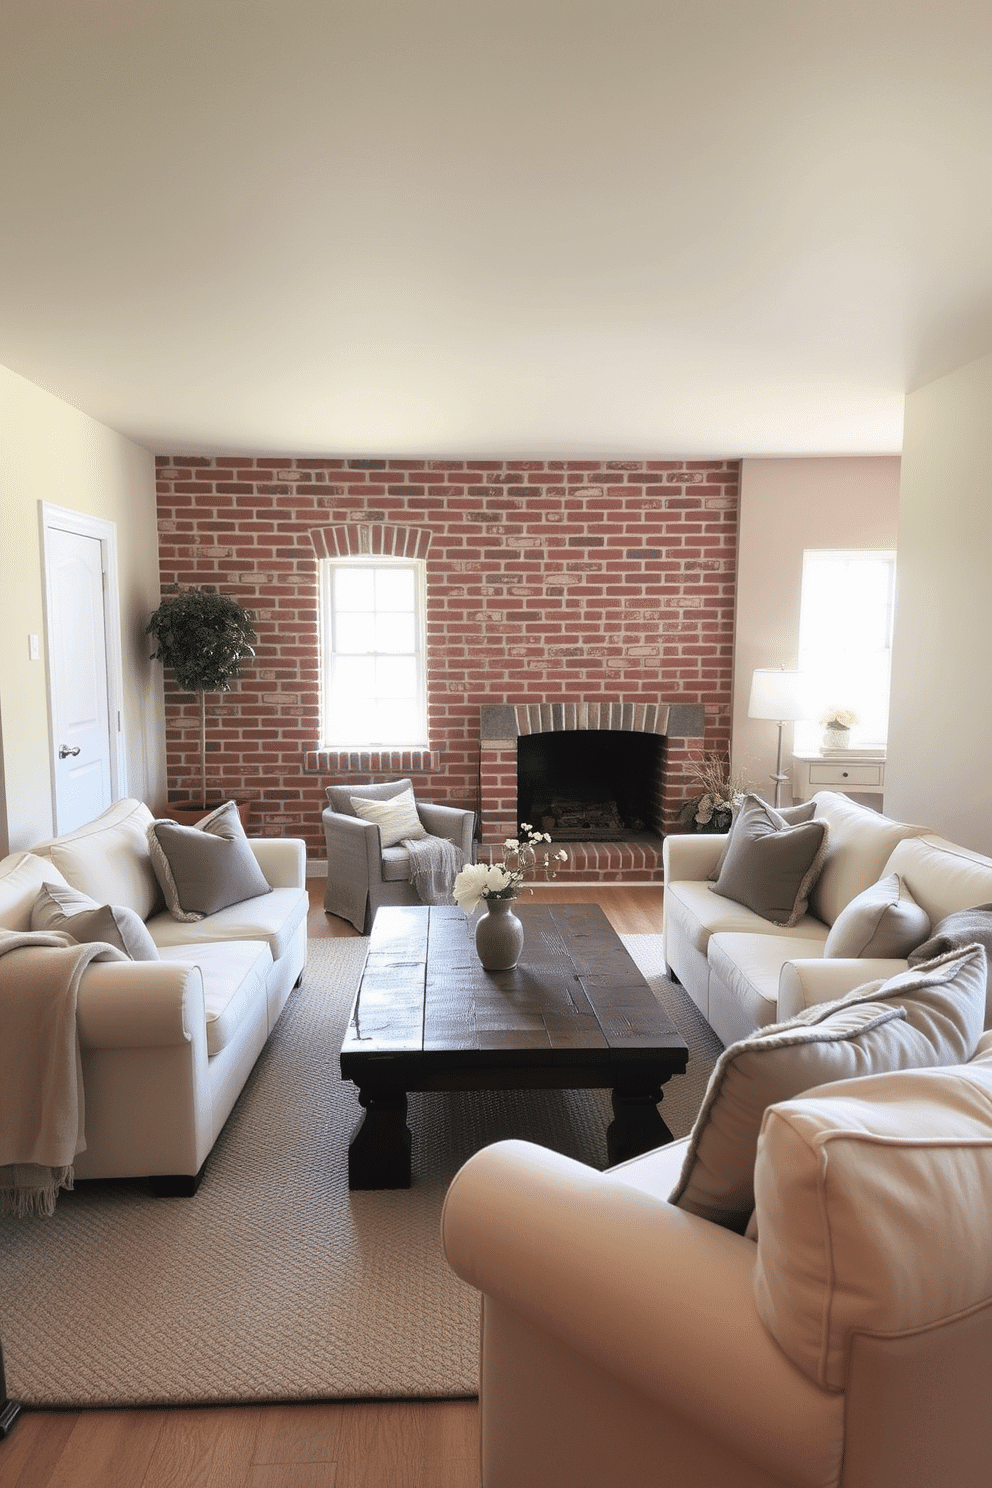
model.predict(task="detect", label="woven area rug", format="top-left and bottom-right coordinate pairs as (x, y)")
top-left (0, 933), bottom-right (721, 1409)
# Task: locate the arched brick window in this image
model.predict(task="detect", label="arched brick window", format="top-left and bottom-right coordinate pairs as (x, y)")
top-left (309, 524), bottom-right (436, 770)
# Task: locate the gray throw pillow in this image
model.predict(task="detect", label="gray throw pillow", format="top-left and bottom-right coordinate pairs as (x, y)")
top-left (710, 794), bottom-right (828, 927)
top-left (147, 800), bottom-right (272, 922)
top-left (824, 873), bottom-right (931, 959)
top-left (31, 881), bottom-right (160, 960)
top-left (670, 944), bottom-right (987, 1231)
top-left (709, 797), bottom-right (816, 881)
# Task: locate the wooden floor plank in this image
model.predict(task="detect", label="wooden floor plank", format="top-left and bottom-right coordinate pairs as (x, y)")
top-left (0, 1410), bottom-right (77, 1488)
top-left (252, 1403), bottom-right (344, 1467)
top-left (42, 1410), bottom-right (167, 1488)
top-left (141, 1407), bottom-right (262, 1488)
top-left (333, 1402), bottom-right (479, 1488)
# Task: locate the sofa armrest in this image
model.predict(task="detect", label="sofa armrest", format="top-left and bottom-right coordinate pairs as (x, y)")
top-left (76, 960), bottom-right (205, 1049)
top-left (442, 1140), bottom-right (843, 1486)
top-left (663, 831), bottom-right (727, 883)
top-left (248, 836), bottom-right (306, 889)
top-left (417, 802), bottom-right (476, 857)
top-left (778, 957), bottom-right (908, 1021)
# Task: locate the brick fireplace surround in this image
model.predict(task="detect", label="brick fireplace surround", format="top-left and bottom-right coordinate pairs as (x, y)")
top-left (154, 455), bottom-right (740, 881)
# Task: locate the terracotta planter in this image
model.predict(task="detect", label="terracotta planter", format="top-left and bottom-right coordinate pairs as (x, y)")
top-left (159, 801), bottom-right (254, 830)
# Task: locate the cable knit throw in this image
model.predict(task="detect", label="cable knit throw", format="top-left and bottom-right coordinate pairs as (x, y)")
top-left (403, 835), bottom-right (465, 907)
top-left (0, 929), bottom-right (126, 1217)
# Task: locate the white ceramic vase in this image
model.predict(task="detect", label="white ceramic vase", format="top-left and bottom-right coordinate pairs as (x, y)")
top-left (822, 726), bottom-right (851, 751)
top-left (475, 896), bottom-right (525, 971)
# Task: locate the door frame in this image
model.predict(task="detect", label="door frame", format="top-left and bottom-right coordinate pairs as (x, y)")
top-left (39, 503), bottom-right (127, 831)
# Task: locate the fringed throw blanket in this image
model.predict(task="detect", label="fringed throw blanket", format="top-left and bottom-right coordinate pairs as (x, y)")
top-left (403, 835), bottom-right (465, 907)
top-left (0, 929), bottom-right (125, 1217)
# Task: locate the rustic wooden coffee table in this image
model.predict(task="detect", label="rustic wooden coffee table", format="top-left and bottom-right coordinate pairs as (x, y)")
top-left (340, 902), bottom-right (688, 1188)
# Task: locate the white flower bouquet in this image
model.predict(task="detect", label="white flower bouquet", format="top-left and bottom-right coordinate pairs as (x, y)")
top-left (820, 707), bottom-right (859, 730)
top-left (453, 823), bottom-right (569, 913)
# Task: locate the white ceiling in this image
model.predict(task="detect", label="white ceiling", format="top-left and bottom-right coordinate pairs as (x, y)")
top-left (2, 0), bottom-right (992, 460)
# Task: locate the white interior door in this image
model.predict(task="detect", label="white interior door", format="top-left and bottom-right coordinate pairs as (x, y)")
top-left (42, 508), bottom-right (125, 834)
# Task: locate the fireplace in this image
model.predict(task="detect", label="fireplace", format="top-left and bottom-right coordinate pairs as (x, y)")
top-left (517, 729), bottom-right (663, 840)
top-left (478, 699), bottom-right (707, 881)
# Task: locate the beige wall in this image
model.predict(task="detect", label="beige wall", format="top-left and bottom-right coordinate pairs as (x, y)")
top-left (732, 456), bottom-right (902, 801)
top-left (886, 353), bottom-right (992, 851)
top-left (0, 364), bottom-right (165, 854)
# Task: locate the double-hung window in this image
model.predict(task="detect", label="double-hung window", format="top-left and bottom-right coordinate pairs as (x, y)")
top-left (795, 548), bottom-right (896, 750)
top-left (320, 558), bottom-right (428, 747)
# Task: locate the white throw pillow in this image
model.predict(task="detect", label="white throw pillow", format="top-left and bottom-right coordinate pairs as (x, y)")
top-left (350, 787), bottom-right (427, 848)
top-left (824, 872), bottom-right (931, 958)
top-left (670, 944), bottom-right (987, 1231)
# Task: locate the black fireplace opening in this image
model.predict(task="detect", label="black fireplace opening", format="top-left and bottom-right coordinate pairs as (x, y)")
top-left (516, 730), bottom-right (663, 841)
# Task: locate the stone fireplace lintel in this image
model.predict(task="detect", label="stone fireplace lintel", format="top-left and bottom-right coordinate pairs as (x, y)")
top-left (480, 700), bottom-right (705, 744)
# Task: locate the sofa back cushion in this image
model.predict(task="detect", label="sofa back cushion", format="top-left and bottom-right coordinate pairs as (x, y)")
top-left (33, 798), bottom-right (162, 921)
top-left (808, 792), bottom-right (929, 926)
top-left (753, 1061), bottom-right (992, 1390)
top-left (884, 834), bottom-right (992, 928)
top-left (0, 852), bottom-right (72, 931)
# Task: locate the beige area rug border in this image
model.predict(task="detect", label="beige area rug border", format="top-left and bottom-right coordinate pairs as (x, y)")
top-left (0, 933), bottom-right (720, 1409)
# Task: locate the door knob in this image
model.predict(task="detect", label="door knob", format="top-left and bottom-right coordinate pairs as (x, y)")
top-left (58, 745), bottom-right (81, 759)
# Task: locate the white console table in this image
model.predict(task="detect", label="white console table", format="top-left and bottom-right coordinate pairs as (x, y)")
top-left (792, 751), bottom-right (886, 804)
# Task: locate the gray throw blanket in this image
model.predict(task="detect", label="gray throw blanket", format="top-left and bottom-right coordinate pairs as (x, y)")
top-left (909, 905), bottom-right (992, 969)
top-left (403, 834), bottom-right (465, 906)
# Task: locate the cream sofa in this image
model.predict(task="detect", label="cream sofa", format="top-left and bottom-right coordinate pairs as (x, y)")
top-left (663, 790), bottom-right (992, 1044)
top-left (0, 798), bottom-right (308, 1193)
top-left (444, 1024), bottom-right (992, 1488)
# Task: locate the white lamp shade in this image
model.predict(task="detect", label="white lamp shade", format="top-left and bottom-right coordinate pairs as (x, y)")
top-left (748, 668), bottom-right (807, 722)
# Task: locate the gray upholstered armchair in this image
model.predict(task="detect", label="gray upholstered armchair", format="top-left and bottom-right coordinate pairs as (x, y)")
top-left (322, 777), bottom-right (476, 933)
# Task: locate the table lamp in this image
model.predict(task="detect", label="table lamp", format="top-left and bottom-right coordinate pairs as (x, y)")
top-left (748, 667), bottom-right (807, 808)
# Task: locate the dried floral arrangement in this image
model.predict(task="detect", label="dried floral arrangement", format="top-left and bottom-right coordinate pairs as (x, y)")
top-left (677, 753), bottom-right (749, 833)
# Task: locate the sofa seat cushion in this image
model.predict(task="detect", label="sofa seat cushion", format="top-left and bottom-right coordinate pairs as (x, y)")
top-left (158, 939), bottom-right (272, 1056)
top-left (607, 1136), bottom-right (692, 1203)
top-left (753, 1060), bottom-right (992, 1390)
top-left (147, 886), bottom-right (307, 962)
top-left (670, 945), bottom-right (987, 1233)
top-left (708, 932), bottom-right (829, 1029)
top-left (0, 852), bottom-right (73, 931)
top-left (32, 798), bottom-right (164, 921)
top-left (665, 879), bottom-right (826, 960)
top-left (381, 844), bottom-right (414, 882)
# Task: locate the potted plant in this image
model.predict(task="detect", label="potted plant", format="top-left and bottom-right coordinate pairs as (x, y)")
top-left (146, 584), bottom-right (258, 822)
top-left (677, 753), bottom-right (748, 833)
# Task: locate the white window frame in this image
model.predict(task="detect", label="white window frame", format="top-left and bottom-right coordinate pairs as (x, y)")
top-left (795, 547), bottom-right (897, 751)
top-left (319, 556), bottom-right (429, 748)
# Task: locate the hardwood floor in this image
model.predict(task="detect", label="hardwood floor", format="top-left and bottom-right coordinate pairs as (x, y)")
top-left (0, 883), bottom-right (664, 1488)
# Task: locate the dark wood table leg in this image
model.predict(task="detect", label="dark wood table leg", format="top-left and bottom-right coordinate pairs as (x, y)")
top-left (348, 1087), bottom-right (413, 1189)
top-left (606, 1082), bottom-right (673, 1166)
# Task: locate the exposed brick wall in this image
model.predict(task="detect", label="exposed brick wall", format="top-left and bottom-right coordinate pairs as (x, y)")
top-left (154, 456), bottom-right (740, 859)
